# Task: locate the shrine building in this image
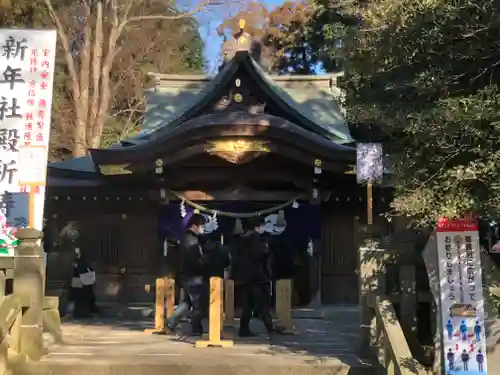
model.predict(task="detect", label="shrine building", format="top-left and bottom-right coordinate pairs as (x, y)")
top-left (43, 23), bottom-right (392, 306)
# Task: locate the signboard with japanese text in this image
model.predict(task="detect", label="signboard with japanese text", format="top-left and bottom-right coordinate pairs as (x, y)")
top-left (436, 218), bottom-right (488, 375)
top-left (0, 29), bottom-right (56, 236)
top-left (356, 143), bottom-right (383, 183)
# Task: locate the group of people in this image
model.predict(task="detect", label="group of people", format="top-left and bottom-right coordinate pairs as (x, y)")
top-left (164, 214), bottom-right (286, 337)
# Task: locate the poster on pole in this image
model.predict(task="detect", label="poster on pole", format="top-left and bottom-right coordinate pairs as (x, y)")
top-left (0, 29), bottom-right (57, 243)
top-left (436, 217), bottom-right (488, 375)
top-left (356, 143), bottom-right (383, 183)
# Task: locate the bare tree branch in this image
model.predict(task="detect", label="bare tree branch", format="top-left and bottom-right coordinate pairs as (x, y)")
top-left (43, 0), bottom-right (87, 156)
top-left (126, 0), bottom-right (227, 23)
top-left (43, 0), bottom-right (222, 154)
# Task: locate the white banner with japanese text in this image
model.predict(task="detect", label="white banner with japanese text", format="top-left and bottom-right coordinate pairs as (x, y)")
top-left (0, 29), bottom-right (56, 242)
top-left (437, 218), bottom-right (487, 375)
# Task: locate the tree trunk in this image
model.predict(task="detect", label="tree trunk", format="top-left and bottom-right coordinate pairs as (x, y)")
top-left (72, 117), bottom-right (88, 157)
top-left (80, 8), bottom-right (92, 147)
top-left (88, 1), bottom-right (103, 145)
top-left (90, 28), bottom-right (119, 149)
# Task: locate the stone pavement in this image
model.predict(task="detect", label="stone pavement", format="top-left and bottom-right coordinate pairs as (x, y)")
top-left (13, 307), bottom-right (376, 375)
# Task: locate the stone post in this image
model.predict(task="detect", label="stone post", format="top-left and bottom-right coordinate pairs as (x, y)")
top-left (13, 228), bottom-right (44, 360)
top-left (358, 233), bottom-right (387, 357)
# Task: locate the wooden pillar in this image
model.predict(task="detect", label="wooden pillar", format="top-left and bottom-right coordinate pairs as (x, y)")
top-left (224, 279), bottom-right (235, 326)
top-left (14, 228), bottom-right (44, 360)
top-left (144, 277), bottom-right (166, 334)
top-left (276, 279), bottom-right (293, 331)
top-left (195, 277), bottom-right (233, 348)
top-left (154, 277), bottom-right (166, 330)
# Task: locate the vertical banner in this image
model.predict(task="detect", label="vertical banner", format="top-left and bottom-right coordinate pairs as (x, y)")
top-left (0, 29), bottom-right (57, 242)
top-left (436, 218), bottom-right (488, 375)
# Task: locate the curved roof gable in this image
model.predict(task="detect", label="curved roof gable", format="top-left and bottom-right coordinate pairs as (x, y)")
top-left (89, 112), bottom-right (355, 165)
top-left (250, 60), bottom-right (350, 143)
top-left (126, 52), bottom-right (352, 145)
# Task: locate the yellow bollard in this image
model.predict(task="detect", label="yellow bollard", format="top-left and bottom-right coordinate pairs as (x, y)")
top-left (144, 277), bottom-right (176, 334)
top-left (195, 277), bottom-right (233, 348)
top-left (224, 279), bottom-right (235, 326)
top-left (144, 277), bottom-right (166, 333)
top-left (276, 279), bottom-right (294, 332)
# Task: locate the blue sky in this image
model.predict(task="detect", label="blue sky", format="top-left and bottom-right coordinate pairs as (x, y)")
top-left (196, 0), bottom-right (285, 73)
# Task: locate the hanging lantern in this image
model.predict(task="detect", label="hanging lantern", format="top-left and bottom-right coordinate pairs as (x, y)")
top-left (292, 200), bottom-right (299, 209)
top-left (234, 218), bottom-right (244, 235)
top-left (155, 159), bottom-right (163, 174)
top-left (160, 188), bottom-right (166, 199)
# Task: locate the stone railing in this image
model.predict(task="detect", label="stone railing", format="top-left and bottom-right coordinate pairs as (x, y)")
top-left (360, 242), bottom-right (431, 375)
top-left (0, 229), bottom-right (61, 374)
top-left (372, 294), bottom-right (430, 375)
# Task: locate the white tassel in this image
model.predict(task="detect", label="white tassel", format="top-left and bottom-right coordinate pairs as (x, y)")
top-left (180, 199), bottom-right (187, 218)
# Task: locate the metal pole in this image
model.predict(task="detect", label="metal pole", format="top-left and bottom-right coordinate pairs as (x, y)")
top-left (367, 182), bottom-right (373, 227)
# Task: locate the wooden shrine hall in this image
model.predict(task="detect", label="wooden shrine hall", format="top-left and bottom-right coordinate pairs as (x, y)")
top-left (43, 24), bottom-right (392, 307)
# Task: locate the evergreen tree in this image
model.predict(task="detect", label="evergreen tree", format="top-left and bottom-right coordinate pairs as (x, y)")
top-left (344, 0), bottom-right (500, 222)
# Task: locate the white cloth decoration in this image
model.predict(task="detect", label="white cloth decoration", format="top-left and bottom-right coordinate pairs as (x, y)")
top-left (263, 213), bottom-right (287, 235)
top-left (202, 212), bottom-right (219, 234)
top-left (180, 199), bottom-right (187, 218)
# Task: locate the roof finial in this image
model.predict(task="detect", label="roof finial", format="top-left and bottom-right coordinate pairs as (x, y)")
top-left (235, 19), bottom-right (249, 47)
top-left (219, 18), bottom-right (252, 70)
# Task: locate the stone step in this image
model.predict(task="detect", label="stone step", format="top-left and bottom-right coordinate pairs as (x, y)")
top-left (17, 361), bottom-right (377, 375)
top-left (35, 308), bottom-right (374, 375)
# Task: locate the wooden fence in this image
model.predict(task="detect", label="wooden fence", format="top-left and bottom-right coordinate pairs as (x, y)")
top-left (146, 277), bottom-right (294, 341)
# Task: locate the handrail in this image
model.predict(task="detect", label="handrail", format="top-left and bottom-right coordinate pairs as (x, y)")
top-left (0, 294), bottom-right (23, 374)
top-left (373, 294), bottom-right (430, 375)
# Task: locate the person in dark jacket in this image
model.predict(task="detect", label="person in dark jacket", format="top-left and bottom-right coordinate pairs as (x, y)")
top-left (71, 249), bottom-right (98, 318)
top-left (204, 239), bottom-right (230, 278)
top-left (165, 214), bottom-right (208, 336)
top-left (232, 217), bottom-right (285, 337)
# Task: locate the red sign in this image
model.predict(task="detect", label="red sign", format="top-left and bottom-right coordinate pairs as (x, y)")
top-left (436, 217), bottom-right (478, 232)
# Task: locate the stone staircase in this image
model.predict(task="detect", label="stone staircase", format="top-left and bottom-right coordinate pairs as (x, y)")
top-left (12, 307), bottom-right (376, 375)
